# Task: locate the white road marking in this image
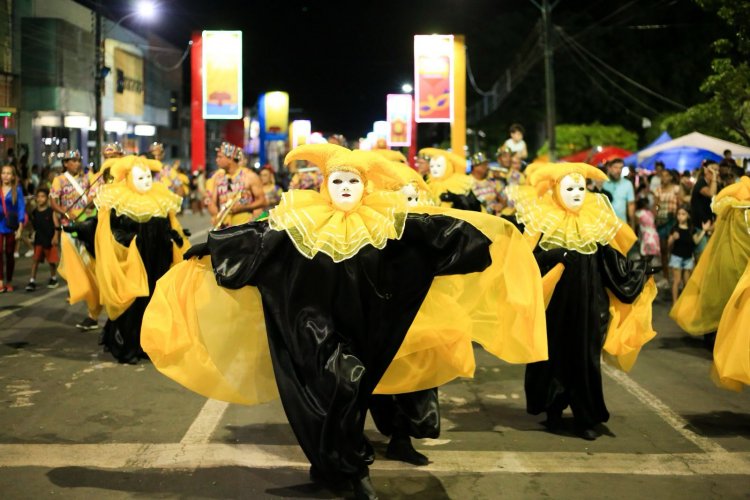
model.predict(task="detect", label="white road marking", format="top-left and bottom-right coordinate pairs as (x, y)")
top-left (0, 444), bottom-right (748, 475)
top-left (179, 399), bottom-right (230, 445)
top-left (603, 364), bottom-right (726, 454)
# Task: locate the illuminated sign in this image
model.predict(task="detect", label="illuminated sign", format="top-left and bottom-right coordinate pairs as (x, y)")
top-left (202, 31), bottom-right (243, 119)
top-left (386, 94), bottom-right (412, 147)
top-left (291, 120), bottom-right (311, 148)
top-left (114, 48), bottom-right (144, 116)
top-left (414, 35), bottom-right (454, 123)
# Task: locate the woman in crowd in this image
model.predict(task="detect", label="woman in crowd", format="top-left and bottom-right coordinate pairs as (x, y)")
top-left (653, 168), bottom-right (682, 282)
top-left (0, 165), bottom-right (25, 292)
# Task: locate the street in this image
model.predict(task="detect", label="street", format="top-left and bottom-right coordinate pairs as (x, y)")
top-left (1, 211), bottom-right (749, 499)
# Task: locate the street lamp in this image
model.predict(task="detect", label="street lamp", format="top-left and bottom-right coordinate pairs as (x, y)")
top-left (401, 83), bottom-right (413, 93)
top-left (94, 1), bottom-right (158, 170)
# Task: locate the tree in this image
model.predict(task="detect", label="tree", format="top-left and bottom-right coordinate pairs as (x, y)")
top-left (536, 123), bottom-right (637, 158)
top-left (659, 0), bottom-right (750, 145)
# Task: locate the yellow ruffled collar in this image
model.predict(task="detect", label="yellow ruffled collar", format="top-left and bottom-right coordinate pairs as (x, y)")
top-left (268, 189), bottom-right (407, 262)
top-left (508, 185), bottom-right (622, 254)
top-left (427, 173), bottom-right (474, 200)
top-left (95, 182), bottom-right (182, 222)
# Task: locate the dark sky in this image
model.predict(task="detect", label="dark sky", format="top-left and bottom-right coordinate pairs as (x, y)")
top-left (80, 0), bottom-right (718, 143)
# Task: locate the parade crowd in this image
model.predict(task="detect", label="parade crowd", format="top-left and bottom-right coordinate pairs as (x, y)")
top-left (1, 124), bottom-right (748, 500)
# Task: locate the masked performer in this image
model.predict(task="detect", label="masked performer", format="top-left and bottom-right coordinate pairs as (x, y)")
top-left (64, 155), bottom-right (188, 363)
top-left (142, 144), bottom-right (547, 499)
top-left (421, 148), bottom-right (481, 211)
top-left (671, 177), bottom-right (750, 390)
top-left (509, 163), bottom-right (657, 441)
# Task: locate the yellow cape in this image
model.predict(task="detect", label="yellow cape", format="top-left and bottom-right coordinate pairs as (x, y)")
top-left (141, 207), bottom-right (548, 402)
top-left (712, 258), bottom-right (750, 391)
top-left (670, 193), bottom-right (750, 335)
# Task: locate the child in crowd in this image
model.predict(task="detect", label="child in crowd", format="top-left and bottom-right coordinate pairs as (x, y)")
top-left (502, 123), bottom-right (528, 162)
top-left (25, 187), bottom-right (60, 291)
top-left (668, 206), bottom-right (710, 303)
top-left (635, 197), bottom-right (660, 266)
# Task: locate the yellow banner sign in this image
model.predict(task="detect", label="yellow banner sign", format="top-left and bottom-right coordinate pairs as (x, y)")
top-left (202, 31), bottom-right (243, 119)
top-left (114, 48), bottom-right (144, 116)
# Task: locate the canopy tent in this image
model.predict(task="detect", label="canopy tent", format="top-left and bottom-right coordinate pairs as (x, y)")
top-left (637, 132), bottom-right (750, 161)
top-left (560, 146), bottom-right (632, 166)
top-left (639, 146), bottom-right (721, 173)
top-left (623, 131), bottom-right (672, 166)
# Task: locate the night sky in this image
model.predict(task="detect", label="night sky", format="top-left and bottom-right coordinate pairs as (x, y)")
top-left (77, 0), bottom-right (719, 146)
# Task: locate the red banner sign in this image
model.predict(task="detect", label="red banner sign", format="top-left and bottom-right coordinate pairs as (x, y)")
top-left (414, 35), bottom-right (454, 123)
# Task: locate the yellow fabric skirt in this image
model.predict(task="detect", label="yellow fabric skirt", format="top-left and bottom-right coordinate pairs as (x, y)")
top-left (670, 205), bottom-right (750, 335)
top-left (711, 258), bottom-right (750, 391)
top-left (141, 210), bottom-right (548, 403)
top-left (58, 233), bottom-right (102, 318)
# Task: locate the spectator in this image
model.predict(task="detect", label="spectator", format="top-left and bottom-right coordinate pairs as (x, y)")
top-left (649, 160), bottom-right (665, 192)
top-left (24, 188), bottom-right (59, 291)
top-left (718, 159), bottom-right (738, 189)
top-left (495, 146), bottom-right (512, 174)
top-left (602, 158), bottom-right (635, 228)
top-left (189, 169), bottom-right (206, 216)
top-left (653, 168), bottom-right (681, 282)
top-left (259, 166), bottom-right (283, 210)
top-left (0, 165), bottom-right (25, 293)
top-left (668, 206), bottom-right (709, 303)
top-left (635, 197), bottom-right (660, 266)
top-left (502, 123), bottom-right (528, 161)
top-left (722, 149), bottom-right (737, 167)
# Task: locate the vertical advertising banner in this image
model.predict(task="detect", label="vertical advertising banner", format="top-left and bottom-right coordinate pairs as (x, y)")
top-left (386, 94), bottom-right (412, 147)
top-left (202, 31), bottom-right (243, 119)
top-left (373, 121), bottom-right (389, 149)
top-left (262, 91), bottom-right (289, 136)
top-left (113, 48), bottom-right (144, 116)
top-left (291, 120), bottom-right (311, 148)
top-left (414, 35), bottom-right (454, 123)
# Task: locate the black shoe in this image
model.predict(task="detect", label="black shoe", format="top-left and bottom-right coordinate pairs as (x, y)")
top-left (386, 436), bottom-right (429, 466)
top-left (351, 473), bottom-right (379, 500)
top-left (25, 281), bottom-right (37, 292)
top-left (76, 317), bottom-right (99, 330)
top-left (577, 427), bottom-right (599, 441)
top-left (544, 411), bottom-right (563, 431)
top-left (47, 277), bottom-right (59, 288)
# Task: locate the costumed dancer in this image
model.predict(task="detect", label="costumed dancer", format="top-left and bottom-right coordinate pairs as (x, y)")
top-left (205, 142), bottom-right (266, 228)
top-left (51, 150), bottom-right (101, 331)
top-left (64, 155), bottom-right (188, 363)
top-left (421, 147), bottom-right (481, 211)
top-left (671, 176), bottom-right (750, 390)
top-left (508, 163), bottom-right (657, 440)
top-left (469, 152), bottom-right (504, 215)
top-left (141, 144), bottom-right (548, 499)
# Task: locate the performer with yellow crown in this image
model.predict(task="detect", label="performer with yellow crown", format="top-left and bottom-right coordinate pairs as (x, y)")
top-left (508, 162), bottom-right (657, 441)
top-left (420, 147), bottom-right (481, 211)
top-left (205, 141), bottom-right (266, 228)
top-left (141, 143), bottom-right (547, 499)
top-left (670, 176), bottom-right (750, 391)
top-left (62, 155), bottom-right (189, 364)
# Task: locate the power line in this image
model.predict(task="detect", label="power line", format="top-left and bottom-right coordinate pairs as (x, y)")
top-left (559, 28), bottom-right (687, 110)
top-left (465, 47), bottom-right (494, 97)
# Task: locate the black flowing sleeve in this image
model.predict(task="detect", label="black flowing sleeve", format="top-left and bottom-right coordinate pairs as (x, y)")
top-left (63, 217), bottom-right (98, 257)
top-left (533, 246), bottom-right (567, 275)
top-left (405, 214), bottom-right (492, 276)
top-left (205, 221), bottom-right (271, 289)
top-left (599, 244), bottom-right (647, 304)
top-left (110, 210), bottom-right (137, 247)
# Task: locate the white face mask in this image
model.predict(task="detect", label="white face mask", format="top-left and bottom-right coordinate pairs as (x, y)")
top-left (429, 156), bottom-right (447, 178)
top-left (400, 184), bottom-right (419, 207)
top-left (558, 174), bottom-right (586, 210)
top-left (327, 170), bottom-right (364, 211)
top-left (131, 165), bottom-right (153, 193)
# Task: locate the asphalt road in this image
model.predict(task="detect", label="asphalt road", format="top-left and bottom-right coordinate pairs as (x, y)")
top-left (1, 210), bottom-right (749, 499)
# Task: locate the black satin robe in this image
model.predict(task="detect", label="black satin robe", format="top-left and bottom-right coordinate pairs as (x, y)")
top-left (103, 211), bottom-right (180, 363)
top-left (525, 243), bottom-right (647, 428)
top-left (369, 388), bottom-right (440, 440)
top-left (203, 214), bottom-right (492, 482)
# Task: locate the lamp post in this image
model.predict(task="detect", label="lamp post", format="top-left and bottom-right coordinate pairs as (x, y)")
top-left (93, 1), bottom-right (157, 170)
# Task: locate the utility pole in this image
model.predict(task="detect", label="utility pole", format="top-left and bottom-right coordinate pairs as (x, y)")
top-left (532, 0), bottom-right (558, 161)
top-left (94, 3), bottom-right (103, 171)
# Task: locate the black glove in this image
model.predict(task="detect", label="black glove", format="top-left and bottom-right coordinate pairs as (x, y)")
top-left (534, 248), bottom-right (567, 269)
top-left (182, 228), bottom-right (192, 237)
top-left (646, 265), bottom-right (662, 276)
top-left (169, 229), bottom-right (184, 247)
top-left (439, 192), bottom-right (458, 203)
top-left (183, 242), bottom-right (209, 260)
top-left (61, 224), bottom-right (76, 233)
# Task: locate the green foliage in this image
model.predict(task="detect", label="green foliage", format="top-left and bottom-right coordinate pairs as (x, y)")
top-left (657, 0), bottom-right (750, 145)
top-left (536, 123), bottom-right (638, 157)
